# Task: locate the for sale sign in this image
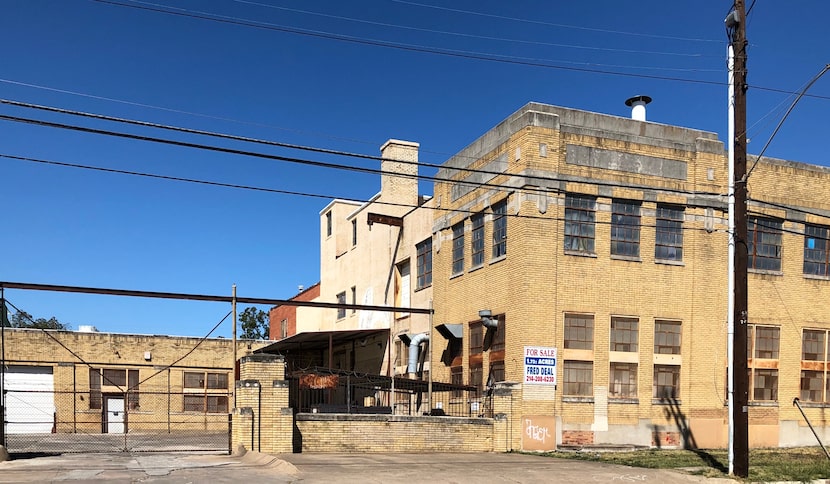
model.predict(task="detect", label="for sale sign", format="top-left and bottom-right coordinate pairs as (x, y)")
top-left (524, 346), bottom-right (557, 385)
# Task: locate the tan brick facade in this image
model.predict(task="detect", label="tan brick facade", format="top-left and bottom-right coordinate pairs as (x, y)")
top-left (428, 102), bottom-right (830, 449)
top-left (3, 328), bottom-right (268, 434)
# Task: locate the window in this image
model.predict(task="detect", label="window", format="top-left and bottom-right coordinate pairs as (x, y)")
top-left (653, 365), bottom-right (680, 399)
top-left (326, 211), bottom-right (332, 237)
top-left (184, 372), bottom-right (228, 389)
top-left (804, 225), bottom-right (830, 276)
top-left (470, 364), bottom-right (483, 394)
top-left (184, 394), bottom-right (228, 413)
top-left (416, 238), bottom-right (433, 289)
top-left (351, 286), bottom-right (356, 314)
top-left (610, 362), bottom-right (637, 398)
top-left (611, 200), bottom-right (641, 257)
top-left (564, 194), bottom-right (596, 254)
top-left (89, 368), bottom-right (139, 410)
top-left (610, 317), bottom-right (638, 352)
top-left (89, 368), bottom-right (102, 410)
top-left (748, 324), bottom-right (779, 402)
top-left (451, 366), bottom-right (463, 398)
top-left (563, 361), bottom-right (593, 396)
top-left (280, 319), bottom-right (287, 339)
top-left (654, 320), bottom-right (682, 354)
top-left (452, 222), bottom-right (465, 274)
top-left (396, 339), bottom-right (408, 369)
top-left (183, 372), bottom-right (229, 413)
top-left (489, 360), bottom-right (505, 385)
top-left (564, 314), bottom-right (593, 350)
top-left (491, 317), bottom-right (506, 353)
top-left (801, 329), bottom-right (829, 402)
top-left (655, 205), bottom-right (684, 261)
top-left (492, 200), bottom-right (507, 258)
top-left (351, 219), bottom-right (357, 246)
top-left (470, 321), bottom-right (483, 356)
top-left (336, 291), bottom-right (347, 319)
top-left (748, 217), bottom-right (782, 271)
top-left (471, 213), bottom-right (485, 267)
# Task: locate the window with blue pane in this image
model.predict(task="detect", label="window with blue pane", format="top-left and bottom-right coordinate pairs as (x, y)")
top-left (804, 224), bottom-right (830, 276)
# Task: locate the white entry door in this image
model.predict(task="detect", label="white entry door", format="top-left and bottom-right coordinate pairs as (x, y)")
top-left (106, 397), bottom-right (125, 433)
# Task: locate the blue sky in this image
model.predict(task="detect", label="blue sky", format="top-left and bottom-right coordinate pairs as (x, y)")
top-left (1, 1), bottom-right (828, 337)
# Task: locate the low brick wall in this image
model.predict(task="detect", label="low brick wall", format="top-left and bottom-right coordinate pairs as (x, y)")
top-left (296, 413), bottom-right (494, 453)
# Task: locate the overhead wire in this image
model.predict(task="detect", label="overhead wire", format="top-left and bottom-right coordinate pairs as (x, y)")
top-left (230, 0), bottom-right (716, 59)
top-left (92, 0), bottom-right (725, 85)
top-left (0, 152), bottom-right (724, 233)
top-left (0, 101), bottom-right (727, 200)
top-left (388, 0), bottom-right (723, 43)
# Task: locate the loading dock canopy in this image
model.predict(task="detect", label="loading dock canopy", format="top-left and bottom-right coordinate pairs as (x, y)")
top-left (255, 329), bottom-right (389, 353)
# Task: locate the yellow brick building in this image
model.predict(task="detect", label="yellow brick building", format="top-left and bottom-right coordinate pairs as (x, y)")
top-left (2, 327), bottom-right (267, 436)
top-left (429, 101), bottom-right (830, 449)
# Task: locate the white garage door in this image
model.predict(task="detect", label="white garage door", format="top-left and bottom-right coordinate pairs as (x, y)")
top-left (4, 366), bottom-right (55, 434)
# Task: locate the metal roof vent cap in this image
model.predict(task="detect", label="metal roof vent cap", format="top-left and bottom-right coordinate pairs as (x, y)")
top-left (625, 95), bottom-right (652, 121)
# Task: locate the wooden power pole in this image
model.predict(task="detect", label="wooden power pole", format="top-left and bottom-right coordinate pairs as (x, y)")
top-left (730, 0), bottom-right (750, 478)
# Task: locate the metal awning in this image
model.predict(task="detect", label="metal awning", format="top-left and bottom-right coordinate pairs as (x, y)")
top-left (435, 323), bottom-right (463, 340)
top-left (255, 329), bottom-right (389, 353)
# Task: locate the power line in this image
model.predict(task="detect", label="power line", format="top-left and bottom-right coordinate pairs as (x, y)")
top-left (231, 0), bottom-right (716, 59)
top-left (0, 104), bottom-right (727, 200)
top-left (92, 0), bottom-right (725, 86)
top-left (388, 0), bottom-right (723, 44)
top-left (0, 151), bottom-right (725, 232)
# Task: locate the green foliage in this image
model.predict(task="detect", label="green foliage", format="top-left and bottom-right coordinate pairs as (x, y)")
top-left (5, 309), bottom-right (69, 330)
top-left (239, 306), bottom-right (269, 339)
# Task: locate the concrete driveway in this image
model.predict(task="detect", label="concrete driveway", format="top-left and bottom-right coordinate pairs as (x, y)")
top-left (0, 451), bottom-right (738, 483)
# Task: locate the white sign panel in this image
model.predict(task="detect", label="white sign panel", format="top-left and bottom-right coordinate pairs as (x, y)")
top-left (524, 346), bottom-right (557, 386)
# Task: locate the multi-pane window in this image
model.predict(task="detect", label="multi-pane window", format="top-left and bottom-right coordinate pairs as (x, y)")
top-left (801, 329), bottom-right (828, 402)
top-left (564, 314), bottom-right (594, 350)
top-left (748, 217), bottom-right (783, 271)
top-left (469, 321), bottom-right (483, 356)
top-left (609, 362), bottom-right (638, 398)
top-left (564, 194), bottom-right (596, 254)
top-left (451, 366), bottom-right (463, 398)
top-left (655, 205), bottom-right (684, 261)
top-left (653, 365), bottom-right (680, 399)
top-left (610, 317), bottom-right (638, 352)
top-left (489, 360), bottom-right (505, 384)
top-left (611, 200), bottom-right (641, 257)
top-left (654, 320), bottom-right (682, 354)
top-left (452, 222), bottom-right (465, 275)
top-left (563, 361), bottom-right (593, 396)
top-left (492, 200), bottom-right (507, 258)
top-left (416, 238), bottom-right (433, 289)
top-left (804, 225), bottom-right (830, 276)
top-left (748, 324), bottom-right (779, 401)
top-left (183, 372), bottom-right (229, 413)
top-left (88, 368), bottom-right (139, 410)
top-left (470, 364), bottom-right (483, 394)
top-left (491, 317), bottom-right (506, 353)
top-left (471, 213), bottom-right (485, 267)
top-left (336, 291), bottom-right (346, 319)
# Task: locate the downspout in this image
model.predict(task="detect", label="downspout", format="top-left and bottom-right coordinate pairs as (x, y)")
top-left (407, 333), bottom-right (429, 375)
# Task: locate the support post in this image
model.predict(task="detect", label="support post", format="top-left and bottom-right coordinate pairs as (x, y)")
top-left (232, 284), bottom-right (237, 409)
top-left (728, 0), bottom-right (750, 477)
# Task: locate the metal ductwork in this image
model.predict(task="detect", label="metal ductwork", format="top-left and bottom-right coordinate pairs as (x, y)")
top-left (479, 309), bottom-right (499, 329)
top-left (407, 332), bottom-right (429, 374)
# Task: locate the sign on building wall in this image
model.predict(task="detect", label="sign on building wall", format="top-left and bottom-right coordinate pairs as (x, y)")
top-left (524, 346), bottom-right (557, 386)
top-left (522, 415), bottom-right (557, 451)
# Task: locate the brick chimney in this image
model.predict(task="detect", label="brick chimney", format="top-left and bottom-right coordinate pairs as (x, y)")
top-left (379, 139), bottom-right (419, 208)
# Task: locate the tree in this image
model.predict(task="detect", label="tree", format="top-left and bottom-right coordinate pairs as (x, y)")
top-left (7, 310), bottom-right (69, 330)
top-left (239, 306), bottom-right (269, 339)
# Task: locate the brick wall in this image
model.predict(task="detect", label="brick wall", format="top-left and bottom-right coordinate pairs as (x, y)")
top-left (296, 414), bottom-right (493, 453)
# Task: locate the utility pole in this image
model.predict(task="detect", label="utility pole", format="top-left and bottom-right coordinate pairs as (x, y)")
top-left (727, 0), bottom-right (750, 478)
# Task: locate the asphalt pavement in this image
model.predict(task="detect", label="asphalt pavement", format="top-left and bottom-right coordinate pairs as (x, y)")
top-left (0, 450), bottom-right (739, 483)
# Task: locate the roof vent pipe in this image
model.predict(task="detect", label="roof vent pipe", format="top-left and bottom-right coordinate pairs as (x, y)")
top-left (479, 309), bottom-right (498, 329)
top-left (407, 332), bottom-right (429, 374)
top-left (625, 95), bottom-right (652, 121)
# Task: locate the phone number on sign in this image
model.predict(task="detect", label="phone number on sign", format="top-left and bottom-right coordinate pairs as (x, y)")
top-left (525, 375), bottom-right (555, 383)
